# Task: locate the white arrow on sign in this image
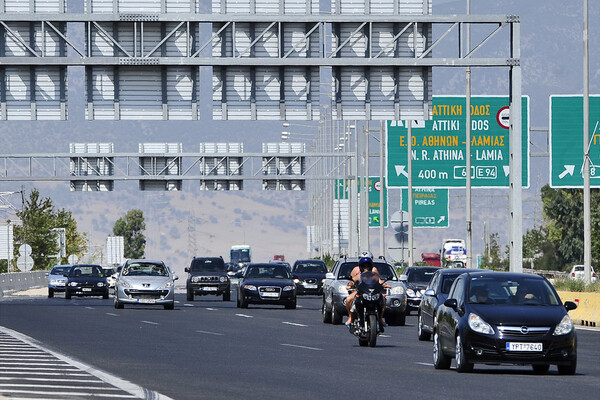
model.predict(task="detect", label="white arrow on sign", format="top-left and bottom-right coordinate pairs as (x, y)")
top-left (503, 166), bottom-right (510, 177)
top-left (558, 165), bottom-right (575, 179)
top-left (437, 216), bottom-right (446, 224)
top-left (394, 165), bottom-right (409, 178)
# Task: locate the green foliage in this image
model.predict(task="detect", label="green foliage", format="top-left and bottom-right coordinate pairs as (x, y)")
top-left (113, 209), bottom-right (146, 259)
top-left (552, 277), bottom-right (600, 293)
top-left (0, 260), bottom-right (7, 274)
top-left (480, 233), bottom-right (509, 271)
top-left (54, 209), bottom-right (88, 265)
top-left (522, 226), bottom-right (562, 271)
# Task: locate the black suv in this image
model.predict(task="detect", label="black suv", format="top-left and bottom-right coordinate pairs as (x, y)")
top-left (185, 257), bottom-right (231, 301)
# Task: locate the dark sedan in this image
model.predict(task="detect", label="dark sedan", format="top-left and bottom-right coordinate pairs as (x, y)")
top-left (433, 271), bottom-right (577, 374)
top-left (400, 266), bottom-right (440, 315)
top-left (65, 264), bottom-right (109, 299)
top-left (291, 259), bottom-right (327, 295)
top-left (418, 268), bottom-right (479, 341)
top-left (237, 263), bottom-right (297, 309)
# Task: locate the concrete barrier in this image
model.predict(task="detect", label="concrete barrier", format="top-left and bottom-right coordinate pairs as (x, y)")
top-left (557, 291), bottom-right (600, 328)
top-left (0, 271), bottom-right (47, 297)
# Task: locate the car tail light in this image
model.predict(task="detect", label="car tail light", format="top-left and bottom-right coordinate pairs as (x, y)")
top-left (571, 272), bottom-right (575, 277)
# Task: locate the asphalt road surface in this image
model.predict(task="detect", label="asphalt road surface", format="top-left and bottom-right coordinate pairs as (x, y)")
top-left (1, 289), bottom-right (599, 400)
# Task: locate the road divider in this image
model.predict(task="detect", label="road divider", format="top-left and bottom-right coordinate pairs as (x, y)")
top-left (558, 291), bottom-right (600, 327)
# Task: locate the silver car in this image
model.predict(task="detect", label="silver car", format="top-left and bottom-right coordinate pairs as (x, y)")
top-left (114, 260), bottom-right (178, 310)
top-left (46, 265), bottom-right (72, 298)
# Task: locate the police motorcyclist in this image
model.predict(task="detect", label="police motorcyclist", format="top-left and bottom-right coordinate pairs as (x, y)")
top-left (345, 251), bottom-right (390, 330)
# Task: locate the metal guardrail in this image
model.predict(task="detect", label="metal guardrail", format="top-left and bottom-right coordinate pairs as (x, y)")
top-left (0, 272), bottom-right (46, 297)
top-left (523, 268), bottom-right (568, 279)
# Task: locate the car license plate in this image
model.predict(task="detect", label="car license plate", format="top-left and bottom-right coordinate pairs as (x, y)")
top-left (506, 342), bottom-right (543, 352)
top-left (304, 284), bottom-right (317, 289)
top-left (137, 298), bottom-right (156, 304)
top-left (82, 288), bottom-right (92, 292)
top-left (202, 287), bottom-right (217, 291)
top-left (261, 292), bottom-right (279, 298)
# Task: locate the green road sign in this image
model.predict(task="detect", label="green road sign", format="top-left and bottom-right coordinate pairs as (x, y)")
top-left (550, 95), bottom-right (600, 188)
top-left (335, 177), bottom-right (388, 227)
top-left (401, 188), bottom-right (449, 228)
top-left (387, 96), bottom-right (529, 188)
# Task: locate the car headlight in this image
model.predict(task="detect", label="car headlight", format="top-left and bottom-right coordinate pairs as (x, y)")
top-left (118, 279), bottom-right (131, 288)
top-left (97, 282), bottom-right (105, 287)
top-left (406, 288), bottom-right (415, 297)
top-left (553, 315), bottom-right (574, 336)
top-left (158, 281), bottom-right (174, 290)
top-left (390, 286), bottom-right (405, 295)
top-left (283, 286), bottom-right (295, 291)
top-left (244, 285), bottom-right (257, 291)
top-left (220, 276), bottom-right (227, 283)
top-left (322, 278), bottom-right (326, 283)
top-left (69, 282), bottom-right (78, 287)
top-left (293, 278), bottom-right (300, 284)
top-left (337, 284), bottom-right (349, 294)
top-left (468, 313), bottom-right (494, 335)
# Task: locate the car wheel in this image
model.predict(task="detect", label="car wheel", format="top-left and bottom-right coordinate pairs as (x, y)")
top-left (114, 298), bottom-right (124, 309)
top-left (65, 291), bottom-right (71, 300)
top-left (331, 306), bottom-right (343, 325)
top-left (455, 334), bottom-right (474, 373)
top-left (532, 364), bottom-right (550, 374)
top-left (187, 289), bottom-right (194, 302)
top-left (395, 311), bottom-right (406, 326)
top-left (557, 357), bottom-right (577, 375)
top-left (223, 291), bottom-right (231, 302)
top-left (433, 330), bottom-right (451, 369)
top-left (48, 288), bottom-right (54, 298)
top-left (164, 302), bottom-right (174, 310)
top-left (285, 301), bottom-right (297, 309)
top-left (418, 312), bottom-right (431, 341)
top-left (102, 290), bottom-right (109, 299)
top-left (239, 294), bottom-right (248, 309)
top-left (322, 298), bottom-right (332, 324)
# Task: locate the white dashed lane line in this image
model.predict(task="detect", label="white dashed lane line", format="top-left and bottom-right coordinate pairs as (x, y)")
top-left (235, 314), bottom-right (253, 318)
top-left (282, 322), bottom-right (308, 327)
top-left (281, 344), bottom-right (322, 351)
top-left (196, 330), bottom-right (224, 336)
top-left (141, 321), bottom-right (159, 325)
top-left (106, 313), bottom-right (119, 317)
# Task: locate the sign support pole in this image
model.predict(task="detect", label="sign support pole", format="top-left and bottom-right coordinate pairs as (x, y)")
top-left (379, 121), bottom-right (385, 259)
top-left (407, 120), bottom-right (414, 266)
top-left (465, 0), bottom-right (473, 268)
top-left (583, 0), bottom-right (592, 284)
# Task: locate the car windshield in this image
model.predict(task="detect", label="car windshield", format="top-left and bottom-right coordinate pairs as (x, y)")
top-left (191, 259), bottom-right (225, 273)
top-left (69, 265), bottom-right (104, 278)
top-left (122, 262), bottom-right (169, 277)
top-left (406, 268), bottom-right (438, 284)
top-left (51, 266), bottom-right (71, 275)
top-left (294, 262), bottom-right (327, 274)
top-left (245, 265), bottom-right (290, 279)
top-left (337, 262), bottom-right (396, 281)
top-left (468, 276), bottom-right (560, 306)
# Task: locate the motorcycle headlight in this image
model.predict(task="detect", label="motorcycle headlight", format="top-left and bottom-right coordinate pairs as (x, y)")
top-left (337, 284), bottom-right (349, 294)
top-left (406, 288), bottom-right (416, 297)
top-left (362, 293), bottom-right (381, 301)
top-left (97, 282), bottom-right (105, 287)
top-left (158, 281), bottom-right (174, 290)
top-left (553, 315), bottom-right (574, 336)
top-left (118, 279), bottom-right (131, 288)
top-left (283, 286), bottom-right (295, 291)
top-left (244, 285), bottom-right (257, 291)
top-left (390, 286), bottom-right (405, 295)
top-left (468, 313), bottom-right (494, 335)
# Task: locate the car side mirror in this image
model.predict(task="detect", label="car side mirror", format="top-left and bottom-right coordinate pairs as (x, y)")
top-left (45, 272), bottom-right (49, 277)
top-left (424, 289), bottom-right (435, 297)
top-left (173, 274), bottom-right (179, 281)
top-left (184, 267), bottom-right (190, 273)
top-left (325, 272), bottom-right (335, 279)
top-left (444, 298), bottom-right (458, 309)
top-left (564, 301), bottom-right (577, 311)
top-left (399, 274), bottom-right (408, 282)
top-left (235, 272), bottom-right (244, 279)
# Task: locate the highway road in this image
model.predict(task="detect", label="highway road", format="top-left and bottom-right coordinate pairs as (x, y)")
top-left (1, 289), bottom-right (599, 400)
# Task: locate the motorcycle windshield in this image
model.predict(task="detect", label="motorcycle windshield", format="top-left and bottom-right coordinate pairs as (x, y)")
top-left (357, 272), bottom-right (383, 292)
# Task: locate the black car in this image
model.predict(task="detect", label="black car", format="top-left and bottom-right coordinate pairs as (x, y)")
top-left (433, 270), bottom-right (577, 374)
top-left (185, 257), bottom-right (231, 301)
top-left (291, 259), bottom-right (327, 295)
top-left (65, 264), bottom-right (109, 299)
top-left (400, 266), bottom-right (440, 314)
top-left (236, 263), bottom-right (297, 309)
top-left (417, 268), bottom-right (479, 341)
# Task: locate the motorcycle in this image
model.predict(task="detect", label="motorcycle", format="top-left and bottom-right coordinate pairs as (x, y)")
top-left (348, 271), bottom-right (386, 347)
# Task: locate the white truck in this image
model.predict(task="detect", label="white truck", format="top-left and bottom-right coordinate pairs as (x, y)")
top-left (442, 239), bottom-right (467, 268)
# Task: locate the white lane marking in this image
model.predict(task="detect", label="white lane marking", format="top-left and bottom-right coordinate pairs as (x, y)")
top-left (0, 377), bottom-right (101, 383)
top-left (379, 334), bottom-right (391, 338)
top-left (174, 301), bottom-right (180, 303)
top-left (0, 383), bottom-right (124, 391)
top-left (0, 389), bottom-right (138, 398)
top-left (0, 371), bottom-right (89, 376)
top-left (206, 308), bottom-right (217, 311)
top-left (416, 362), bottom-right (434, 367)
top-left (106, 313), bottom-right (119, 317)
top-left (140, 321), bottom-right (159, 325)
top-left (183, 304), bottom-right (194, 307)
top-left (282, 322), bottom-right (308, 327)
top-left (281, 344), bottom-right (323, 351)
top-left (196, 330), bottom-right (224, 336)
top-left (85, 307), bottom-right (95, 310)
top-left (235, 314), bottom-right (253, 318)
top-left (575, 325), bottom-right (600, 332)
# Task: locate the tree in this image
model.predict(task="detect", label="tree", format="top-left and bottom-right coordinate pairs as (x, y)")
top-left (55, 209), bottom-right (88, 264)
top-left (13, 189), bottom-right (59, 271)
top-left (522, 226), bottom-right (561, 270)
top-left (113, 209), bottom-right (146, 259)
top-left (481, 233), bottom-right (509, 271)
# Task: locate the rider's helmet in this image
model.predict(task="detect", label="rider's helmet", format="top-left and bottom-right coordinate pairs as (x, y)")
top-left (358, 251), bottom-right (373, 271)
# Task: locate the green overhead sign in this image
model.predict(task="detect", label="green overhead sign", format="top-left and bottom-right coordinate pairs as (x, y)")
top-left (550, 95), bottom-right (600, 188)
top-left (401, 188), bottom-right (449, 228)
top-left (335, 177), bottom-right (388, 228)
top-left (387, 96), bottom-right (529, 188)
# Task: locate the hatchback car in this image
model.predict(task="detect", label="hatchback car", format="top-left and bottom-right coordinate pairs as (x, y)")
top-left (65, 264), bottom-right (109, 299)
top-left (417, 268), bottom-right (479, 341)
top-left (46, 265), bottom-right (72, 298)
top-left (400, 266), bottom-right (440, 315)
top-left (291, 259), bottom-right (327, 295)
top-left (433, 271), bottom-right (577, 374)
top-left (185, 256), bottom-right (231, 301)
top-left (237, 263), bottom-right (297, 309)
top-left (114, 259), bottom-right (178, 310)
top-left (569, 264), bottom-right (597, 283)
